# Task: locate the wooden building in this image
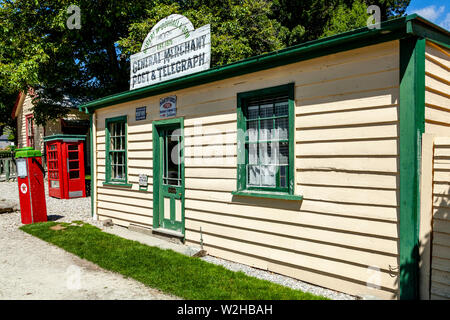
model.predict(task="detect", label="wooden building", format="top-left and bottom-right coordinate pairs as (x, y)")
top-left (12, 90), bottom-right (90, 170)
top-left (79, 15), bottom-right (450, 299)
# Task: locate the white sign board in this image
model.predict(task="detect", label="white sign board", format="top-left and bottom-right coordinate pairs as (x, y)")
top-left (139, 174), bottom-right (148, 188)
top-left (16, 159), bottom-right (27, 178)
top-left (160, 96), bottom-right (177, 118)
top-left (130, 14), bottom-right (211, 90)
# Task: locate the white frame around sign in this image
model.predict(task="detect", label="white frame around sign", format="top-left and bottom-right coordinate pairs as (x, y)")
top-left (130, 14), bottom-right (211, 90)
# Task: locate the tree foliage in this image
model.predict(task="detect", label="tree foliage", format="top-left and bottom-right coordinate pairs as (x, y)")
top-left (0, 0), bottom-right (410, 126)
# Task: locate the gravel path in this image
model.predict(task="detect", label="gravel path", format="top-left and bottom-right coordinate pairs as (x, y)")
top-left (200, 256), bottom-right (356, 300)
top-left (0, 180), bottom-right (356, 300)
top-left (0, 181), bottom-right (177, 300)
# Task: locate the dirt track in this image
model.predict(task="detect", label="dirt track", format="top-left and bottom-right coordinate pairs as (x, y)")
top-left (0, 181), bottom-right (177, 300)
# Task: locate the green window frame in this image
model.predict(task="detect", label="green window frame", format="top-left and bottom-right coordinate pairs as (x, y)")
top-left (104, 115), bottom-right (130, 186)
top-left (235, 83), bottom-right (296, 197)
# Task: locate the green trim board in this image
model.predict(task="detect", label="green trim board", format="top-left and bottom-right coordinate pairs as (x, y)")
top-left (104, 115), bottom-right (129, 185)
top-left (90, 114), bottom-right (94, 217)
top-left (102, 182), bottom-right (133, 187)
top-left (152, 117), bottom-right (185, 238)
top-left (43, 134), bottom-right (86, 142)
top-left (231, 190), bottom-right (303, 201)
top-left (398, 36), bottom-right (426, 300)
top-left (79, 15), bottom-right (449, 114)
top-left (236, 83), bottom-right (296, 196)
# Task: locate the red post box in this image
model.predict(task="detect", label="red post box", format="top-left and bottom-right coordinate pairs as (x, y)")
top-left (15, 147), bottom-right (47, 224)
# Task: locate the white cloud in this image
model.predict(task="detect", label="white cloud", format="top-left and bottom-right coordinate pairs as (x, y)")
top-left (440, 13), bottom-right (450, 30)
top-left (414, 5), bottom-right (445, 22)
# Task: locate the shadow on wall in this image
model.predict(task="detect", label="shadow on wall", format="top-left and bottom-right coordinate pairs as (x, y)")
top-left (393, 182), bottom-right (449, 299)
top-left (426, 184), bottom-right (450, 299)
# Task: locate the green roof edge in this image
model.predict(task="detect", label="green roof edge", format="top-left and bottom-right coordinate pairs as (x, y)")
top-left (43, 134), bottom-right (86, 142)
top-left (79, 14), bottom-right (449, 113)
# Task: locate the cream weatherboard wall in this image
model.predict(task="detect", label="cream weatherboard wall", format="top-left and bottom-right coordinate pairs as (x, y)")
top-left (93, 40), bottom-right (401, 299)
top-left (420, 41), bottom-right (450, 300)
top-left (424, 41), bottom-right (450, 134)
top-left (430, 137), bottom-right (450, 300)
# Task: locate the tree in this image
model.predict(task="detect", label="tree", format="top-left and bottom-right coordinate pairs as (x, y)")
top-left (119, 0), bottom-right (289, 68)
top-left (0, 87), bottom-right (17, 139)
top-left (0, 0), bottom-right (411, 125)
top-left (0, 0), bottom-right (156, 125)
top-left (322, 0), bottom-right (370, 38)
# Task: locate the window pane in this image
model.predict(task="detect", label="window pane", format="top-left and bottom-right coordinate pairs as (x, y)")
top-left (275, 102), bottom-right (288, 116)
top-left (259, 143), bottom-right (276, 165)
top-left (248, 105), bottom-right (259, 119)
top-left (259, 119), bottom-right (273, 141)
top-left (247, 165), bottom-right (260, 186)
top-left (259, 103), bottom-right (273, 118)
top-left (247, 121), bottom-right (258, 142)
top-left (260, 165), bottom-right (276, 187)
top-left (279, 142), bottom-right (289, 165)
top-left (120, 153), bottom-right (125, 166)
top-left (279, 166), bottom-right (287, 188)
top-left (248, 144), bottom-right (258, 165)
top-left (69, 171), bottom-right (79, 179)
top-left (69, 161), bottom-right (79, 170)
top-left (117, 165), bottom-right (124, 179)
top-left (68, 151), bottom-right (78, 160)
top-left (275, 117), bottom-right (288, 140)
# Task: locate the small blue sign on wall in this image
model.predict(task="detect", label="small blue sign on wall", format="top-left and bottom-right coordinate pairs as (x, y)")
top-left (135, 106), bottom-right (147, 121)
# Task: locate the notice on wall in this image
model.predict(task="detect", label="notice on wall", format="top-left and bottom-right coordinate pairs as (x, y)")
top-left (160, 96), bottom-right (177, 118)
top-left (139, 174), bottom-right (148, 188)
top-left (135, 106), bottom-right (147, 121)
top-left (130, 14), bottom-right (211, 90)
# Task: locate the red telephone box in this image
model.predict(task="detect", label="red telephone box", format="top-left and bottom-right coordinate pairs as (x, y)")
top-left (43, 134), bottom-right (86, 199)
top-left (15, 147), bottom-right (47, 224)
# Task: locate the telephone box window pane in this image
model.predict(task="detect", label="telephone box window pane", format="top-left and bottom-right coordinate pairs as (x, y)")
top-left (68, 151), bottom-right (78, 160)
top-left (69, 171), bottom-right (79, 179)
top-left (69, 161), bottom-right (79, 170)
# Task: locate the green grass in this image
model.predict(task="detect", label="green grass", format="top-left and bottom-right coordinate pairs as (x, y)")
top-left (20, 221), bottom-right (328, 300)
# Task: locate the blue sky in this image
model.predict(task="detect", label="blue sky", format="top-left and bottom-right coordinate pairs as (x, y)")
top-left (406, 0), bottom-right (450, 30)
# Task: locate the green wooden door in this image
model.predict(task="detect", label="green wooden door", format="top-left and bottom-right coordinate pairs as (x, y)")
top-left (153, 121), bottom-right (184, 235)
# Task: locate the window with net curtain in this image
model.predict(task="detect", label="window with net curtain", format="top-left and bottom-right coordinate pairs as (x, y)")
top-left (237, 83), bottom-right (294, 194)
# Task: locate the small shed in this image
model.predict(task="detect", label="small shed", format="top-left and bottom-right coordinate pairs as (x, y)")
top-left (79, 15), bottom-right (450, 299)
top-left (43, 134), bottom-right (86, 199)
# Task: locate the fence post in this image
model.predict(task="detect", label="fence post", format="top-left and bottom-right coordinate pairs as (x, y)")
top-left (5, 159), bottom-right (9, 180)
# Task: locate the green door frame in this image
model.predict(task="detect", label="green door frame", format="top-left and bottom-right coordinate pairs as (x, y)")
top-left (152, 117), bottom-right (185, 236)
